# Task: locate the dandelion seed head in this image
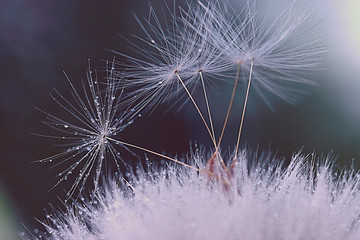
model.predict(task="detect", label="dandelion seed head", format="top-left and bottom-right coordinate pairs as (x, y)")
top-left (27, 151), bottom-right (360, 240)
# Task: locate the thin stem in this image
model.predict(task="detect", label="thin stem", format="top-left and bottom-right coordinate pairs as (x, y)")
top-left (199, 71), bottom-right (216, 144)
top-left (175, 72), bottom-right (216, 148)
top-left (217, 64), bottom-right (242, 149)
top-left (234, 59), bottom-right (254, 160)
top-left (106, 137), bottom-right (201, 172)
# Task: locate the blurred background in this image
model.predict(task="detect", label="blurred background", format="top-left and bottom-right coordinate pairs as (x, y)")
top-left (0, 0), bottom-right (359, 238)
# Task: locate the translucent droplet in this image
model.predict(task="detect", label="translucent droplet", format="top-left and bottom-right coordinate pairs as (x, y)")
top-left (64, 124), bottom-right (69, 128)
top-left (150, 39), bottom-right (155, 43)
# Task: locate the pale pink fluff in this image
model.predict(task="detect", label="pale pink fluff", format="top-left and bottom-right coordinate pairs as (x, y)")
top-left (27, 151), bottom-right (360, 240)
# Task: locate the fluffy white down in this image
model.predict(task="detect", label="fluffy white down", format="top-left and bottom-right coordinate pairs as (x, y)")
top-left (30, 151), bottom-right (360, 240)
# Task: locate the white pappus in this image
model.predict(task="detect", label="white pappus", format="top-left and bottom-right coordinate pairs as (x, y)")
top-left (25, 152), bottom-right (360, 240)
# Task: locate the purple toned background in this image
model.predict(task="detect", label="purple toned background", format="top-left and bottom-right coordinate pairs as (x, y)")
top-left (0, 0), bottom-right (360, 237)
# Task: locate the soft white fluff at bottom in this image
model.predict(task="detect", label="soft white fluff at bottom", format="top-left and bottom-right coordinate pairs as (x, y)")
top-left (28, 151), bottom-right (360, 240)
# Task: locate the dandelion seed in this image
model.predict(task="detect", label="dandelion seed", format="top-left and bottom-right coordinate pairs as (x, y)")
top-left (37, 61), bottom-right (200, 201)
top-left (194, 0), bottom-right (327, 106)
top-left (36, 61), bottom-right (137, 201)
top-left (115, 2), bottom-right (230, 106)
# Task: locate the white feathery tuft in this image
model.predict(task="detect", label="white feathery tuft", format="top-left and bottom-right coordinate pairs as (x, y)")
top-left (116, 0), bottom-right (326, 111)
top-left (26, 152), bottom-right (360, 240)
top-left (191, 0), bottom-right (327, 107)
top-left (36, 61), bottom-right (137, 201)
top-left (114, 2), bottom-right (231, 111)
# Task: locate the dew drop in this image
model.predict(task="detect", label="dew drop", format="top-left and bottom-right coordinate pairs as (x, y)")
top-left (64, 124), bottom-right (69, 128)
top-left (150, 39), bottom-right (155, 44)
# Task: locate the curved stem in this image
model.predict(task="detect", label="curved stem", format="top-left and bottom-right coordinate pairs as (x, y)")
top-left (175, 72), bottom-right (216, 148)
top-left (217, 64), bottom-right (242, 149)
top-left (234, 59), bottom-right (254, 160)
top-left (199, 71), bottom-right (216, 144)
top-left (106, 137), bottom-right (201, 172)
